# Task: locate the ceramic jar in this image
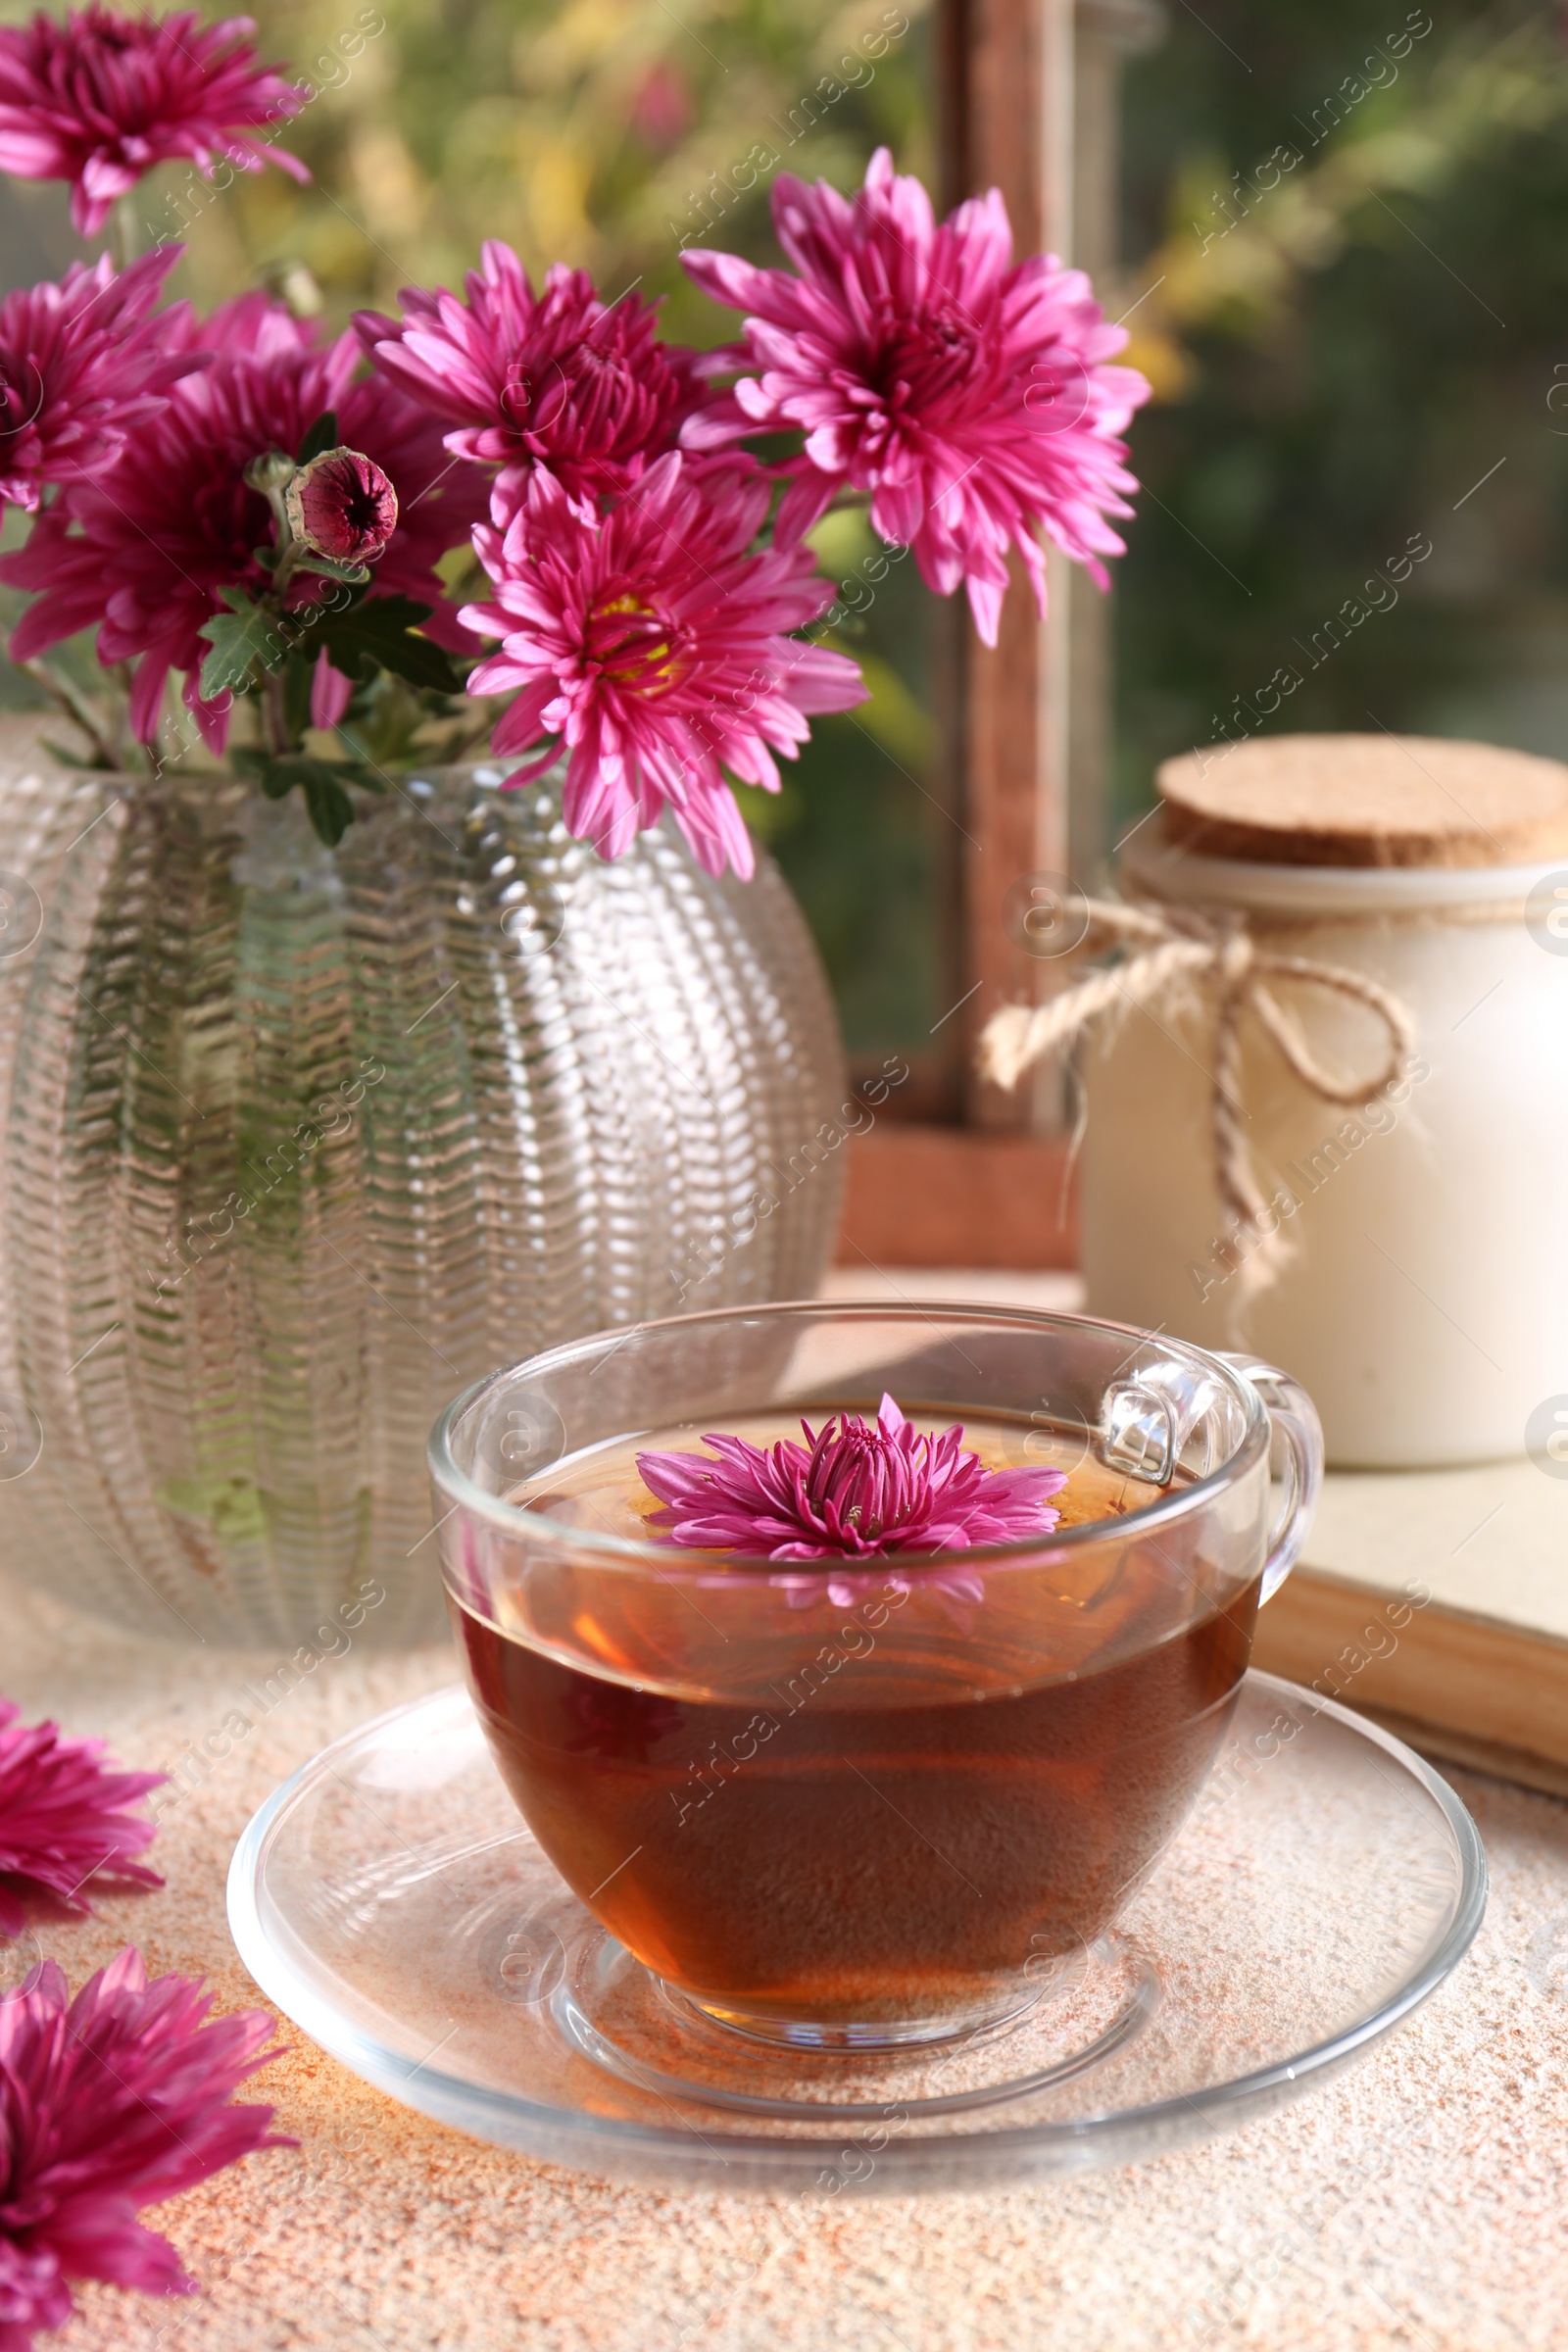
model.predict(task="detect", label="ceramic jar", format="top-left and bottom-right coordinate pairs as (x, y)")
top-left (1082, 831), bottom-right (1568, 1467)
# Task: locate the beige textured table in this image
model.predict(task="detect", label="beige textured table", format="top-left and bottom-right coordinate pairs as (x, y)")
top-left (5, 1567), bottom-right (1568, 2352)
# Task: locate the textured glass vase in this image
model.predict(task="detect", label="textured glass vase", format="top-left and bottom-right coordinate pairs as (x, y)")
top-left (0, 730), bottom-right (846, 1645)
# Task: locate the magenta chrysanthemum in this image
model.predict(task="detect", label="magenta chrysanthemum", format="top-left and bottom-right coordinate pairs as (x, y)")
top-left (310, 646), bottom-right (354, 730)
top-left (0, 249), bottom-right (200, 514)
top-left (682, 147), bottom-right (1151, 647)
top-left (0, 1947), bottom-right (288, 2349)
top-left (459, 450), bottom-right (865, 878)
top-left (356, 244), bottom-right (707, 513)
top-left (0, 1699), bottom-right (163, 1937)
top-left (638, 1393), bottom-right (1067, 1560)
top-left (0, 293), bottom-right (486, 753)
top-left (0, 5), bottom-right (308, 237)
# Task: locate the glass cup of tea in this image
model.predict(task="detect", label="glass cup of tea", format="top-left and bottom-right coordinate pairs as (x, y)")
top-left (428, 1303), bottom-right (1321, 2052)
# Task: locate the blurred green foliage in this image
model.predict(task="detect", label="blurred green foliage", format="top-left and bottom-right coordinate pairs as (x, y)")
top-left (175, 0), bottom-right (927, 322)
top-left (1115, 0), bottom-right (1568, 837)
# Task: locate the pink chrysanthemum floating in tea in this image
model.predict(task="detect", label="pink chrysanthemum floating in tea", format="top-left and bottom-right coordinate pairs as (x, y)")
top-left (0, 249), bottom-right (200, 514)
top-left (0, 5), bottom-right (308, 236)
top-left (0, 1948), bottom-right (287, 2349)
top-left (356, 243), bottom-right (707, 512)
top-left (0, 1697), bottom-right (164, 1936)
top-left (638, 1393), bottom-right (1067, 1560)
top-left (683, 147), bottom-right (1150, 646)
top-left (460, 451), bottom-right (866, 877)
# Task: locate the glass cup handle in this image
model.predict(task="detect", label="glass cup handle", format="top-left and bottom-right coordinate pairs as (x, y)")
top-left (1216, 1355), bottom-right (1324, 1605)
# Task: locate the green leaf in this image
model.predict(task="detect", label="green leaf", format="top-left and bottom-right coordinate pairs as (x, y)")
top-left (158, 1472), bottom-right (269, 1545)
top-left (40, 735), bottom-right (96, 769)
top-left (282, 651), bottom-right (315, 747)
top-left (317, 594), bottom-right (465, 695)
top-left (301, 762), bottom-right (356, 845)
top-left (234, 750), bottom-right (362, 839)
top-left (198, 588), bottom-right (287, 698)
top-left (295, 410), bottom-right (339, 466)
top-left (291, 552), bottom-right (372, 586)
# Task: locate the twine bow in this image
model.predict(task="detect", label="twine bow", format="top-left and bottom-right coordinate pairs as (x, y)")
top-left (979, 898), bottom-right (1419, 1298)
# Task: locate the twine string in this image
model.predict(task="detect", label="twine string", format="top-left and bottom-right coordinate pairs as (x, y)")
top-left (978, 898), bottom-right (1420, 1291)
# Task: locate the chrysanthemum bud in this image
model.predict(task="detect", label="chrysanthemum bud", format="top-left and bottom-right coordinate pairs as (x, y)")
top-left (285, 445), bottom-right (398, 565)
top-left (243, 449), bottom-right (297, 495)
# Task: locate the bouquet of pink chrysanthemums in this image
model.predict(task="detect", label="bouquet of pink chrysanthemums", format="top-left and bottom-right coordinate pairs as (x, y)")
top-left (0, 3), bottom-right (1147, 871)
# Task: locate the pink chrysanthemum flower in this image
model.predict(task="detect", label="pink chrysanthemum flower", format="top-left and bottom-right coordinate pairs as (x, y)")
top-left (0, 1698), bottom-right (163, 1937)
top-left (0, 1947), bottom-right (288, 2349)
top-left (309, 645), bottom-right (354, 730)
top-left (356, 244), bottom-right (708, 514)
top-left (458, 450), bottom-right (866, 878)
top-left (638, 1393), bottom-right (1067, 1563)
top-left (0, 5), bottom-right (308, 238)
top-left (285, 445), bottom-right (398, 565)
top-left (0, 249), bottom-right (200, 514)
top-left (682, 147), bottom-right (1151, 647)
top-left (1, 293), bottom-right (486, 753)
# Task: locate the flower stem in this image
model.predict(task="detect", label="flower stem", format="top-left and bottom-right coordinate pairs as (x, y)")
top-left (107, 195), bottom-right (141, 271)
top-left (262, 668), bottom-right (293, 757)
top-left (12, 654), bottom-right (124, 771)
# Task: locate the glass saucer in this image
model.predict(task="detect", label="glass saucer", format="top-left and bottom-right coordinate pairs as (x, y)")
top-left (225, 1671), bottom-right (1486, 2193)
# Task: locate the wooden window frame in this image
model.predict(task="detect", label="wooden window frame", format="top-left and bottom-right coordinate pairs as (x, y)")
top-left (838, 0), bottom-right (1158, 1269)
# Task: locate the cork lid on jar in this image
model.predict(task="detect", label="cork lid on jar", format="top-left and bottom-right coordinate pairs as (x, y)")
top-left (1155, 733), bottom-right (1568, 868)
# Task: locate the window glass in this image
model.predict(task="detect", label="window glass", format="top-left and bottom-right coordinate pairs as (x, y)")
top-left (1116, 0), bottom-right (1567, 837)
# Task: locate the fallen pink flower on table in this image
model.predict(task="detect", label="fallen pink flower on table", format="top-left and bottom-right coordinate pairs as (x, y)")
top-left (683, 145), bottom-right (1150, 646)
top-left (0, 1698), bottom-right (163, 1938)
top-left (638, 1392), bottom-right (1067, 1561)
top-left (0, 1947), bottom-right (288, 2350)
top-left (0, 4), bottom-right (309, 237)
